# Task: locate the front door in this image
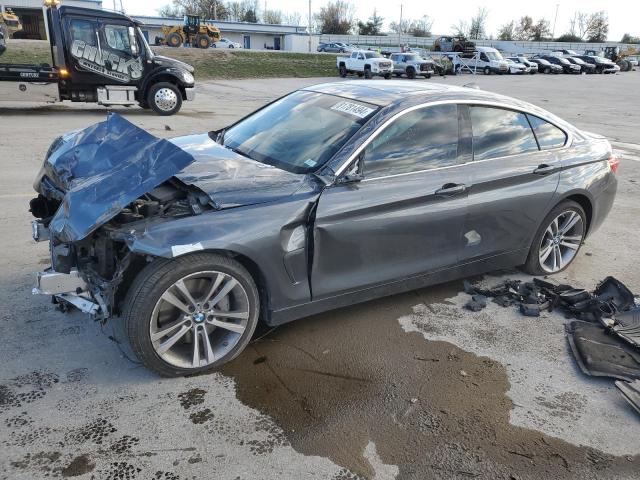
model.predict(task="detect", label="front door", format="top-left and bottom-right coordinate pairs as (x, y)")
top-left (461, 105), bottom-right (563, 262)
top-left (274, 36), bottom-right (281, 50)
top-left (311, 103), bottom-right (471, 299)
top-left (243, 35), bottom-right (251, 49)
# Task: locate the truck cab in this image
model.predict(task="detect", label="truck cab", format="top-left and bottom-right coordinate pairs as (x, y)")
top-left (0, 4), bottom-right (195, 115)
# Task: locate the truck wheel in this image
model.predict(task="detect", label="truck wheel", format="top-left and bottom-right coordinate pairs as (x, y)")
top-left (167, 32), bottom-right (182, 48)
top-left (383, 73), bottom-right (391, 79)
top-left (123, 252), bottom-right (260, 377)
top-left (424, 73), bottom-right (431, 79)
top-left (407, 67), bottom-right (416, 79)
top-left (148, 82), bottom-right (182, 116)
top-left (339, 65), bottom-right (347, 77)
top-left (357, 72), bottom-right (364, 77)
top-left (364, 68), bottom-right (372, 79)
top-left (196, 35), bottom-right (210, 49)
top-left (484, 66), bottom-right (491, 75)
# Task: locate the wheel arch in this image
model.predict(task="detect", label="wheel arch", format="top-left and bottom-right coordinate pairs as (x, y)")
top-left (563, 193), bottom-right (593, 235)
top-left (141, 71), bottom-right (189, 103)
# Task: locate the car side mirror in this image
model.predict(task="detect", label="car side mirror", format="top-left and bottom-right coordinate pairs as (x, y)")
top-left (337, 155), bottom-right (364, 184)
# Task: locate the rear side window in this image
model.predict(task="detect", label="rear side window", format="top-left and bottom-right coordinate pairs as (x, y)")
top-left (363, 104), bottom-right (459, 178)
top-left (527, 115), bottom-right (567, 149)
top-left (470, 107), bottom-right (538, 160)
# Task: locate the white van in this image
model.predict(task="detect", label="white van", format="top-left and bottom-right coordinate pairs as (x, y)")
top-left (474, 46), bottom-right (509, 74)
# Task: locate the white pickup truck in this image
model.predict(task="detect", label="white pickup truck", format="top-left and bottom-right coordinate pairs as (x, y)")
top-left (337, 50), bottom-right (393, 79)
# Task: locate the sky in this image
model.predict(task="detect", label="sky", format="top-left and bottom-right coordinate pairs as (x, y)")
top-left (121, 0), bottom-right (640, 42)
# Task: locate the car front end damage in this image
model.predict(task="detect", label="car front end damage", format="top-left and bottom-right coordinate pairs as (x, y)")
top-left (30, 113), bottom-right (203, 320)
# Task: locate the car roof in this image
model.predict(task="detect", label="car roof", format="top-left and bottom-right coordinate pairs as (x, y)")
top-left (301, 81), bottom-right (564, 119)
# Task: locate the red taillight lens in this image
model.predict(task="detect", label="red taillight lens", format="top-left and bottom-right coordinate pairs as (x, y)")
top-left (608, 155), bottom-right (620, 174)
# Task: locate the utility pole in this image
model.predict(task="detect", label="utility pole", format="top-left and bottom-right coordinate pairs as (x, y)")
top-left (552, 3), bottom-right (559, 39)
top-left (308, 0), bottom-right (312, 52)
top-left (214, 2), bottom-right (217, 20)
top-left (398, 3), bottom-right (403, 49)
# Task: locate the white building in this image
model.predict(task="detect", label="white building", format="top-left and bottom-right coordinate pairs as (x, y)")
top-left (132, 15), bottom-right (311, 51)
top-left (1, 0), bottom-right (102, 39)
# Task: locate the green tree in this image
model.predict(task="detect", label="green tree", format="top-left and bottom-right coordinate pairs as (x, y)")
top-left (621, 33), bottom-right (640, 43)
top-left (497, 21), bottom-right (515, 40)
top-left (357, 9), bottom-right (384, 35)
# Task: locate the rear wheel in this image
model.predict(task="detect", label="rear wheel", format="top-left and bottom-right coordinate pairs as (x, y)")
top-left (167, 32), bottom-right (182, 48)
top-left (523, 201), bottom-right (586, 275)
top-left (123, 253), bottom-right (260, 377)
top-left (147, 82), bottom-right (182, 116)
top-left (339, 65), bottom-right (347, 77)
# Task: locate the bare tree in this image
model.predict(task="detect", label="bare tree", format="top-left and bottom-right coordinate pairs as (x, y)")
top-left (283, 11), bottom-right (302, 26)
top-left (263, 9), bottom-right (283, 24)
top-left (586, 11), bottom-right (608, 42)
top-left (315, 1), bottom-right (354, 35)
top-left (389, 19), bottom-right (411, 35)
top-left (531, 19), bottom-right (552, 41)
top-left (468, 7), bottom-right (489, 39)
top-left (514, 16), bottom-right (534, 40)
top-left (497, 20), bottom-right (515, 40)
top-left (451, 20), bottom-right (469, 37)
top-left (157, 3), bottom-right (183, 18)
top-left (409, 15), bottom-right (433, 37)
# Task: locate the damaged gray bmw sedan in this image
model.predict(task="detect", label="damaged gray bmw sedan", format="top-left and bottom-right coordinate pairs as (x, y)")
top-left (30, 81), bottom-right (618, 376)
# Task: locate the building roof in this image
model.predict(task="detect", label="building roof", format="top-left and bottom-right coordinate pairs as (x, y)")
top-left (132, 15), bottom-right (307, 35)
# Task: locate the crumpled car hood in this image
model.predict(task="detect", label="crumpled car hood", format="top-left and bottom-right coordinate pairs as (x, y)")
top-left (35, 114), bottom-right (306, 243)
top-left (170, 134), bottom-right (306, 209)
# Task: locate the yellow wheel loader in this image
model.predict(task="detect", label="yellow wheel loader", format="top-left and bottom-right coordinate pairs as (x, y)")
top-left (155, 15), bottom-right (220, 49)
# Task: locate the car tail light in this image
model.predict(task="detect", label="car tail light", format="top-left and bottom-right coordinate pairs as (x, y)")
top-left (608, 155), bottom-right (620, 174)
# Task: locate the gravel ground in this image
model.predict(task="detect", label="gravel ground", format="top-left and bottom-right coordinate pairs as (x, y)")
top-left (0, 72), bottom-right (639, 480)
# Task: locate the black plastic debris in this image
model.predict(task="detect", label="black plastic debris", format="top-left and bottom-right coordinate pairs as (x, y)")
top-left (615, 380), bottom-right (640, 416)
top-left (608, 308), bottom-right (640, 348)
top-left (566, 321), bottom-right (640, 382)
top-left (465, 294), bottom-right (487, 312)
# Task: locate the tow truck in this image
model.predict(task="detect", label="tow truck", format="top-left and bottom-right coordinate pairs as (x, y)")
top-left (0, 0), bottom-right (196, 115)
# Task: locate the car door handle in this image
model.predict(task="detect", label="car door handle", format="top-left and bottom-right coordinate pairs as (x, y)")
top-left (435, 183), bottom-right (466, 196)
top-left (533, 164), bottom-right (556, 175)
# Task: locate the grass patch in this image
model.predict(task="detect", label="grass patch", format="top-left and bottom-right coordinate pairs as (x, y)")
top-left (1, 40), bottom-right (338, 79)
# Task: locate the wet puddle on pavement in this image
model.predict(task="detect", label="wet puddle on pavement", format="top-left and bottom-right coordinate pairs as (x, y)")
top-left (221, 281), bottom-right (640, 479)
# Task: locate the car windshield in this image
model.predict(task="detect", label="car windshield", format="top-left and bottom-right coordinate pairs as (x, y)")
top-left (364, 52), bottom-right (383, 59)
top-left (404, 53), bottom-right (420, 60)
top-left (571, 57), bottom-right (585, 64)
top-left (486, 51), bottom-right (503, 60)
top-left (222, 91), bottom-right (378, 174)
top-left (536, 59), bottom-right (550, 65)
top-left (556, 57), bottom-right (570, 64)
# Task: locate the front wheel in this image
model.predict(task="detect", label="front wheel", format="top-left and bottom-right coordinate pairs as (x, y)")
top-left (147, 82), bottom-right (182, 116)
top-left (123, 253), bottom-right (260, 377)
top-left (522, 201), bottom-right (586, 275)
top-left (383, 73), bottom-right (391, 79)
top-left (364, 68), bottom-right (372, 79)
top-left (406, 67), bottom-right (416, 79)
top-left (484, 66), bottom-right (491, 75)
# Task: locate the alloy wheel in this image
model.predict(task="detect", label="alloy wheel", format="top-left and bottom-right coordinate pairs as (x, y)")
top-left (149, 270), bottom-right (250, 369)
top-left (154, 88), bottom-right (178, 112)
top-left (538, 210), bottom-right (584, 273)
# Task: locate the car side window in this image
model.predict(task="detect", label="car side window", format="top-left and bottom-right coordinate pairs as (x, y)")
top-left (358, 53), bottom-right (364, 60)
top-left (104, 24), bottom-right (138, 56)
top-left (351, 52), bottom-right (357, 58)
top-left (363, 104), bottom-right (459, 178)
top-left (480, 53), bottom-right (488, 61)
top-left (527, 115), bottom-right (567, 149)
top-left (70, 19), bottom-right (97, 46)
top-left (470, 106), bottom-right (539, 160)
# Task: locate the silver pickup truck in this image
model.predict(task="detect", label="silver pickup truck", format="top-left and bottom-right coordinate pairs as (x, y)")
top-left (389, 52), bottom-right (435, 79)
top-left (337, 50), bottom-right (393, 79)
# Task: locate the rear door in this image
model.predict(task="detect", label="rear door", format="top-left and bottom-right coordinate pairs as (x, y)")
top-left (311, 103), bottom-right (472, 299)
top-left (460, 105), bottom-right (564, 263)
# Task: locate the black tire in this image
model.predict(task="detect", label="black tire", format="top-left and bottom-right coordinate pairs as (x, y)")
top-left (357, 72), bottom-right (364, 77)
top-left (544, 67), bottom-right (551, 74)
top-left (167, 32), bottom-right (182, 48)
top-left (320, 48), bottom-right (325, 52)
top-left (212, 43), bottom-right (217, 48)
top-left (484, 66), bottom-right (491, 75)
top-left (383, 73), bottom-right (391, 79)
top-left (229, 44), bottom-right (234, 49)
top-left (196, 35), bottom-right (210, 49)
top-left (364, 67), bottom-right (372, 79)
top-left (424, 73), bottom-right (431, 79)
top-left (522, 200), bottom-right (587, 276)
top-left (339, 65), bottom-right (347, 78)
top-left (123, 253), bottom-right (260, 377)
top-left (407, 67), bottom-right (416, 79)
top-left (597, 66), bottom-right (604, 74)
top-left (147, 82), bottom-right (182, 116)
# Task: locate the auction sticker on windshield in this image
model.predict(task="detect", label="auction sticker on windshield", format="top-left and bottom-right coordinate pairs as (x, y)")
top-left (331, 101), bottom-right (375, 119)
